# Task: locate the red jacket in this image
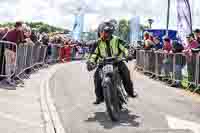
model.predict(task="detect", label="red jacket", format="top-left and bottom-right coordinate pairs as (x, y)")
top-left (60, 46), bottom-right (71, 62)
top-left (163, 42), bottom-right (172, 52)
top-left (4, 29), bottom-right (25, 44)
top-left (3, 29), bottom-right (25, 52)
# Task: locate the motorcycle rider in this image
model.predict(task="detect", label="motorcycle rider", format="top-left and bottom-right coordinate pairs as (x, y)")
top-left (87, 22), bottom-right (137, 105)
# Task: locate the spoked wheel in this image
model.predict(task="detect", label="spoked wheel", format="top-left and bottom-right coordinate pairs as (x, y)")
top-left (103, 82), bottom-right (120, 122)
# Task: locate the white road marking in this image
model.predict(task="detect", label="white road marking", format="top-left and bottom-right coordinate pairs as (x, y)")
top-left (166, 115), bottom-right (200, 133)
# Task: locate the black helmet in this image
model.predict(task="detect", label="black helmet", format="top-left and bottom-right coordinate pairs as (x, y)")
top-left (101, 22), bottom-right (115, 34)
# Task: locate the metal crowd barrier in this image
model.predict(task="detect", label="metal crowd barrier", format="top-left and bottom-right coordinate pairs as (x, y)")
top-left (0, 41), bottom-right (17, 78)
top-left (0, 41), bottom-right (47, 81)
top-left (0, 40), bottom-right (88, 84)
top-left (136, 49), bottom-right (200, 91)
top-left (48, 44), bottom-right (61, 63)
top-left (155, 51), bottom-right (174, 80)
top-left (194, 53), bottom-right (200, 92)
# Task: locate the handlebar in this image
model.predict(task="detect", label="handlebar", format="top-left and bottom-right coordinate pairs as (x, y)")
top-left (98, 57), bottom-right (128, 66)
top-left (87, 57), bottom-right (130, 72)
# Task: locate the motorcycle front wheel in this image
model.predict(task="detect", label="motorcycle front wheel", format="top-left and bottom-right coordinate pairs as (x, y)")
top-left (103, 80), bottom-right (120, 121)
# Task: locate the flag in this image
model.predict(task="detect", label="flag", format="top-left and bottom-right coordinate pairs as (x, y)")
top-left (177, 0), bottom-right (192, 44)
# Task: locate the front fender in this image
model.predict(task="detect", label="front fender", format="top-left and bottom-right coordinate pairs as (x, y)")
top-left (102, 76), bottom-right (112, 88)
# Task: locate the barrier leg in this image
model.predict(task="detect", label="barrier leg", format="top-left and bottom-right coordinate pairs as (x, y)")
top-left (193, 54), bottom-right (200, 92)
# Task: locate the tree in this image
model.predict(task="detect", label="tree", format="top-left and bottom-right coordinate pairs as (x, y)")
top-left (38, 25), bottom-right (50, 33)
top-left (118, 19), bottom-right (129, 41)
top-left (0, 22), bottom-right (65, 33)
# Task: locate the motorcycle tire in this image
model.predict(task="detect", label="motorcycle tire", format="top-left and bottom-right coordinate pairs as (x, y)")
top-left (103, 80), bottom-right (120, 122)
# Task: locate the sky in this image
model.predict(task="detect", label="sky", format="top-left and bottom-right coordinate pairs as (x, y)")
top-left (0, 0), bottom-right (199, 31)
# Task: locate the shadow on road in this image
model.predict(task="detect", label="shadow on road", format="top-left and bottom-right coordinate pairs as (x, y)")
top-left (0, 82), bottom-right (16, 90)
top-left (85, 109), bottom-right (140, 129)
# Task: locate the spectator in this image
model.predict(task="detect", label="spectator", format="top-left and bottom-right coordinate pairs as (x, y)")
top-left (161, 36), bottom-right (172, 79)
top-left (50, 37), bottom-right (61, 63)
top-left (23, 25), bottom-right (34, 44)
top-left (0, 28), bottom-right (8, 79)
top-left (0, 27), bottom-right (9, 40)
top-left (153, 36), bottom-right (162, 50)
top-left (172, 40), bottom-right (184, 53)
top-left (41, 34), bottom-right (49, 46)
top-left (59, 40), bottom-right (71, 62)
top-left (183, 33), bottom-right (199, 57)
top-left (3, 21), bottom-right (25, 44)
top-left (183, 33), bottom-right (199, 83)
top-left (171, 40), bottom-right (185, 87)
top-left (30, 29), bottom-right (38, 43)
top-left (194, 29), bottom-right (200, 45)
top-left (162, 36), bottom-right (172, 53)
top-left (2, 22), bottom-right (25, 85)
top-left (143, 32), bottom-right (154, 50)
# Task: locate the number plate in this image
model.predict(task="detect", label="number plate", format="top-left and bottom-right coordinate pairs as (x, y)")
top-left (102, 65), bottom-right (113, 73)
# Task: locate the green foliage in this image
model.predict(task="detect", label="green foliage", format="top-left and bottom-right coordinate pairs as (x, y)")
top-left (117, 19), bottom-right (129, 41)
top-left (0, 22), bottom-right (65, 33)
top-left (116, 19), bottom-right (149, 42)
top-left (38, 24), bottom-right (51, 33)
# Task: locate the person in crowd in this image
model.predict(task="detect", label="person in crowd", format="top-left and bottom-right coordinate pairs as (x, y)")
top-left (183, 33), bottom-right (199, 83)
top-left (162, 36), bottom-right (172, 53)
top-left (0, 27), bottom-right (9, 40)
top-left (2, 22), bottom-right (25, 85)
top-left (194, 29), bottom-right (200, 45)
top-left (3, 22), bottom-right (25, 44)
top-left (193, 29), bottom-right (200, 84)
top-left (143, 32), bottom-right (154, 50)
top-left (23, 25), bottom-right (33, 44)
top-left (59, 40), bottom-right (71, 62)
top-left (161, 36), bottom-right (173, 80)
top-left (50, 36), bottom-right (62, 63)
top-left (170, 40), bottom-right (185, 87)
top-left (41, 34), bottom-right (49, 46)
top-left (0, 27), bottom-right (9, 79)
top-left (153, 36), bottom-right (163, 50)
top-left (30, 29), bottom-right (39, 43)
top-left (23, 25), bottom-right (35, 74)
top-left (183, 33), bottom-right (199, 57)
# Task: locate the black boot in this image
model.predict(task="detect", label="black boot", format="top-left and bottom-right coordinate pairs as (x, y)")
top-left (128, 91), bottom-right (138, 98)
top-left (93, 98), bottom-right (104, 105)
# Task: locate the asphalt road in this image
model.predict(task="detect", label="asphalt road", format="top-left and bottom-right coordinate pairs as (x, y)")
top-left (49, 61), bottom-right (200, 133)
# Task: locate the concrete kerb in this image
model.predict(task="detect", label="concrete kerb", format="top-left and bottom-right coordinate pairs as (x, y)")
top-left (40, 64), bottom-right (66, 133)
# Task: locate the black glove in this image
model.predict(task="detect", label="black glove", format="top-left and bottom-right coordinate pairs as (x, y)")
top-left (86, 61), bottom-right (96, 71)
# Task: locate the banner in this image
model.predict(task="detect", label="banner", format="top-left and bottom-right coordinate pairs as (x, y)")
top-left (72, 14), bottom-right (84, 40)
top-left (129, 16), bottom-right (140, 45)
top-left (145, 29), bottom-right (177, 41)
top-left (176, 0), bottom-right (192, 44)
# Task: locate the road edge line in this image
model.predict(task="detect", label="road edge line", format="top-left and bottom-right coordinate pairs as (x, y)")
top-left (40, 64), bottom-right (66, 133)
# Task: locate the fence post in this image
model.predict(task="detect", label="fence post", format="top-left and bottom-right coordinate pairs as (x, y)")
top-left (194, 53), bottom-right (200, 92)
top-left (172, 53), bottom-right (176, 82)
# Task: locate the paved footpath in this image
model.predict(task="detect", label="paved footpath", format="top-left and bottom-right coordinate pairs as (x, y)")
top-left (0, 69), bottom-right (48, 133)
top-left (49, 61), bottom-right (200, 133)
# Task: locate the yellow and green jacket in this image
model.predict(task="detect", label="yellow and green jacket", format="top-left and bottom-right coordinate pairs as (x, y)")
top-left (89, 36), bottom-right (129, 63)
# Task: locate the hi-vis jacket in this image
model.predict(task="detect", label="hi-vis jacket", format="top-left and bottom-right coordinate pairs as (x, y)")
top-left (89, 36), bottom-right (129, 63)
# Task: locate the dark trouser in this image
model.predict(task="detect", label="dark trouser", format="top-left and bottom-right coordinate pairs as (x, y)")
top-left (94, 62), bottom-right (134, 100)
